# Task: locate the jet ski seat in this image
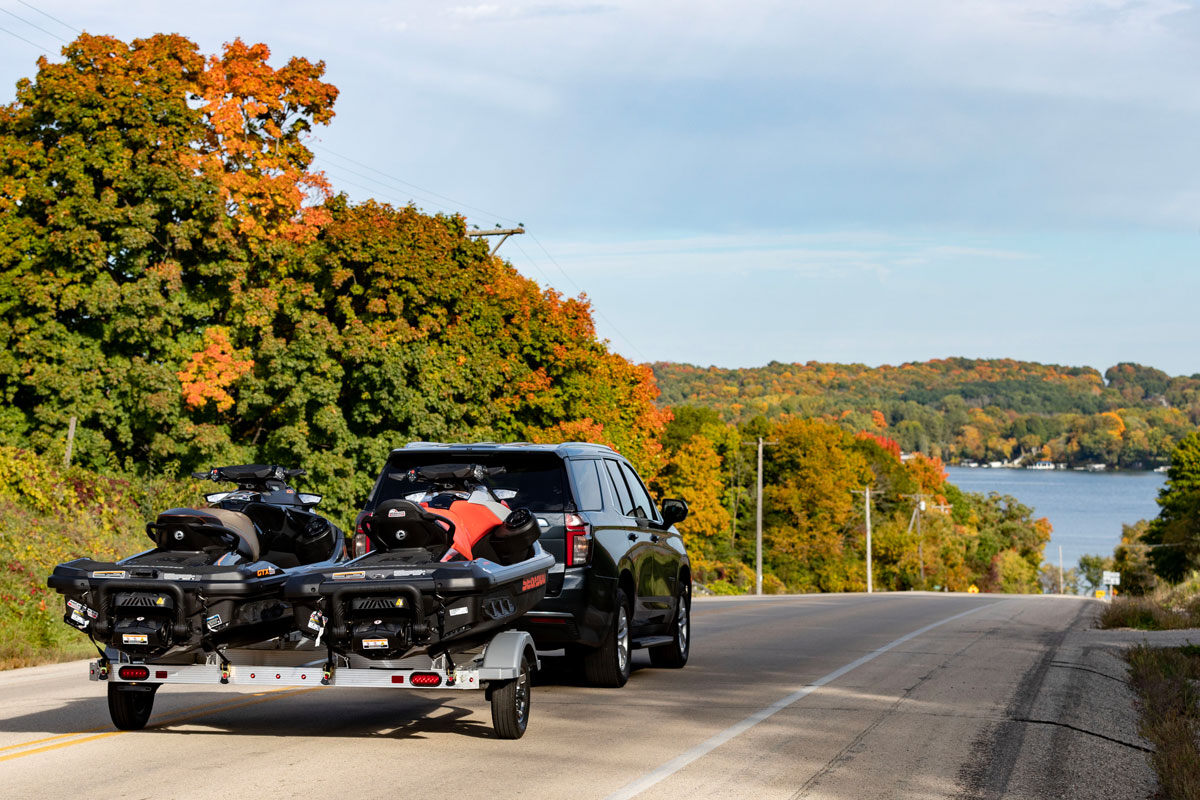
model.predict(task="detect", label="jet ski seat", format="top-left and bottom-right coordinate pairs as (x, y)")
top-left (151, 507), bottom-right (261, 562)
top-left (367, 500), bottom-right (454, 553)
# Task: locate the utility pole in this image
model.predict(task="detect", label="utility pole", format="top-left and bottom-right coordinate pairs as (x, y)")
top-left (466, 226), bottom-right (525, 255)
top-left (63, 415), bottom-right (77, 468)
top-left (852, 487), bottom-right (875, 593)
top-left (741, 437), bottom-right (777, 595)
top-left (1058, 545), bottom-right (1064, 595)
top-left (903, 493), bottom-right (930, 585)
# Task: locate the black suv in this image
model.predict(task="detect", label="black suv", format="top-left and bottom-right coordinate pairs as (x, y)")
top-left (355, 442), bottom-right (691, 687)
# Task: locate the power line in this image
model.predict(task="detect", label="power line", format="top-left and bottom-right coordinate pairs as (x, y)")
top-left (312, 147), bottom-right (649, 362)
top-left (16, 0), bottom-right (80, 34)
top-left (526, 231), bottom-right (650, 363)
top-left (316, 161), bottom-right (461, 217)
top-left (0, 6), bottom-right (68, 44)
top-left (312, 144), bottom-right (519, 225)
top-left (0, 21), bottom-right (48, 51)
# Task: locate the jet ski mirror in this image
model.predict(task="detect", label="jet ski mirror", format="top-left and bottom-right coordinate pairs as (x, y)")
top-left (206, 492), bottom-right (232, 504)
top-left (297, 493), bottom-right (322, 506)
top-left (494, 489), bottom-right (518, 500)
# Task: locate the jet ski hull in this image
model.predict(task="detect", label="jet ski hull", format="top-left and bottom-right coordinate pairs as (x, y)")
top-left (48, 554), bottom-right (296, 658)
top-left (286, 546), bottom-right (555, 660)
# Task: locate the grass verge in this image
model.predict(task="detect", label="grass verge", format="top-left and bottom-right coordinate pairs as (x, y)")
top-left (1100, 574), bottom-right (1200, 630)
top-left (1126, 643), bottom-right (1200, 800)
top-left (0, 447), bottom-right (203, 669)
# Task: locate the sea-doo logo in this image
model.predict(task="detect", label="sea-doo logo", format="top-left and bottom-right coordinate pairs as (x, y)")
top-left (522, 573), bottom-right (547, 592)
top-left (395, 530), bottom-right (407, 541)
top-left (173, 530), bottom-right (185, 541)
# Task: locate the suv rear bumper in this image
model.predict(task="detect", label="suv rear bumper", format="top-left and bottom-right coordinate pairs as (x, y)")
top-left (520, 570), bottom-right (616, 649)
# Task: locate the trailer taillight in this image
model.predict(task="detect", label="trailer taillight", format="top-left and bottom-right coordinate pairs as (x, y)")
top-left (565, 513), bottom-right (591, 566)
top-left (409, 672), bottom-right (442, 686)
top-left (119, 666), bottom-right (150, 681)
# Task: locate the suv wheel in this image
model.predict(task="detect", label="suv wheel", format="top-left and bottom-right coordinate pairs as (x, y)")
top-left (649, 579), bottom-right (690, 668)
top-left (583, 587), bottom-right (632, 687)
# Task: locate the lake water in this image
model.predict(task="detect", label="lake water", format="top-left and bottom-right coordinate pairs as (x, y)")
top-left (944, 466), bottom-right (1166, 570)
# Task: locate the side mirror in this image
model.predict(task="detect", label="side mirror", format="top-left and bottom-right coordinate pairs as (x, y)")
top-left (661, 498), bottom-right (688, 526)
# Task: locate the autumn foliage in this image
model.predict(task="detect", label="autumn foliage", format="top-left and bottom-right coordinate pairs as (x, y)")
top-left (1, 33), bottom-right (1051, 607)
top-left (0, 34), bottom-right (665, 522)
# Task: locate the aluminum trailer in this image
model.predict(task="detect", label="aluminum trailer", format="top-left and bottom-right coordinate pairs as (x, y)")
top-left (90, 629), bottom-right (538, 739)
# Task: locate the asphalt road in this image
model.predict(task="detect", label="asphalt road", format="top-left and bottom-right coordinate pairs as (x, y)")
top-left (0, 594), bottom-right (1105, 799)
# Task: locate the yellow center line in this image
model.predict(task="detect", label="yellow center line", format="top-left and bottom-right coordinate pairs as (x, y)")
top-left (0, 685), bottom-right (317, 763)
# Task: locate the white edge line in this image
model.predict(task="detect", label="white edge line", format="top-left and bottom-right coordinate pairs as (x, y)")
top-left (603, 602), bottom-right (999, 800)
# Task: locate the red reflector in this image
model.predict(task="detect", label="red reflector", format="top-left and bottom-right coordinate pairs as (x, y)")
top-left (409, 672), bottom-right (442, 686)
top-left (118, 666), bottom-right (150, 681)
top-left (391, 675), bottom-right (405, 684)
top-left (528, 616), bottom-right (567, 624)
top-left (155, 670), bottom-right (168, 679)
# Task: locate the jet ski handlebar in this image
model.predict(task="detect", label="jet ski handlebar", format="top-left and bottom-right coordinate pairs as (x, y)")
top-left (191, 464), bottom-right (306, 489)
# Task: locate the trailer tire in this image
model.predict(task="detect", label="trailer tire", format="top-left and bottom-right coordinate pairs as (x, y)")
top-left (108, 683), bottom-right (158, 730)
top-left (490, 653), bottom-right (531, 739)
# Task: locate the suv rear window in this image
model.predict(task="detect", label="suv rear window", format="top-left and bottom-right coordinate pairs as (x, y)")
top-left (567, 459), bottom-right (604, 512)
top-left (603, 459), bottom-right (636, 516)
top-left (375, 452), bottom-right (569, 512)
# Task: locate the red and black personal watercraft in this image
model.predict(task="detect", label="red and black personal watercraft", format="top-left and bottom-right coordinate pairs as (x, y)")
top-left (286, 463), bottom-right (553, 661)
top-left (47, 465), bottom-right (346, 660)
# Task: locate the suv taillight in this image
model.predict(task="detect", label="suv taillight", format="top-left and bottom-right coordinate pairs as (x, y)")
top-left (352, 517), bottom-right (370, 557)
top-left (565, 512), bottom-right (591, 566)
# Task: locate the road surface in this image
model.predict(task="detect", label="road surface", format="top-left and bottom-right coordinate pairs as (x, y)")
top-left (0, 594), bottom-right (1121, 799)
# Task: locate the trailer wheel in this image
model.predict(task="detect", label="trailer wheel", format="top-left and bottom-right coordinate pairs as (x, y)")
top-left (490, 653), bottom-right (531, 739)
top-left (649, 579), bottom-right (690, 668)
top-left (107, 683), bottom-right (158, 731)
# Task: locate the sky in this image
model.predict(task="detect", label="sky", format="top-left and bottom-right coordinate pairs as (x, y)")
top-left (2, 0), bottom-right (1199, 375)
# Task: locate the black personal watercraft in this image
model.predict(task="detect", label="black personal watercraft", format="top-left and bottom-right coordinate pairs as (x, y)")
top-left (48, 465), bottom-right (346, 660)
top-left (286, 463), bottom-right (554, 661)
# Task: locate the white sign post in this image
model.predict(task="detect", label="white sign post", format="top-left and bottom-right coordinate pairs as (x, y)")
top-left (1102, 571), bottom-right (1120, 602)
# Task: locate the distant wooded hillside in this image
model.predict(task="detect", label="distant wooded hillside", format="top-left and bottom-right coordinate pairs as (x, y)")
top-left (653, 359), bottom-right (1200, 467)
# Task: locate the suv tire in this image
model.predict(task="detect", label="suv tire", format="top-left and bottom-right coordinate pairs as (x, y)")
top-left (582, 587), bottom-right (632, 687)
top-left (649, 579), bottom-right (690, 668)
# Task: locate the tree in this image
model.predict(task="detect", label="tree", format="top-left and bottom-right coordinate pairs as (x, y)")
top-left (0, 35), bottom-right (669, 523)
top-left (1144, 431), bottom-right (1200, 581)
top-left (0, 33), bottom-right (335, 472)
top-left (1110, 520), bottom-right (1158, 595)
top-left (1078, 553), bottom-right (1112, 592)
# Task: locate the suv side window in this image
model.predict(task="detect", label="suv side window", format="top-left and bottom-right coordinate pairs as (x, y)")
top-left (567, 459), bottom-right (604, 512)
top-left (620, 462), bottom-right (660, 522)
top-left (603, 459), bottom-right (635, 516)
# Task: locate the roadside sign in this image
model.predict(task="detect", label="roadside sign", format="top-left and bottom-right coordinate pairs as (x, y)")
top-left (1102, 571), bottom-right (1120, 586)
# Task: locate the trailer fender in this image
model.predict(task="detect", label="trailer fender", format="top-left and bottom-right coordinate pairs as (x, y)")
top-left (479, 630), bottom-right (538, 682)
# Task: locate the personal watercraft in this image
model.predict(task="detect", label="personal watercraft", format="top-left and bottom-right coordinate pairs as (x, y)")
top-left (286, 463), bottom-right (554, 661)
top-left (47, 465), bottom-right (346, 660)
